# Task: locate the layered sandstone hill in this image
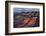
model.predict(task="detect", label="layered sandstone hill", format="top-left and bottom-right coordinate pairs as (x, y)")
top-left (14, 12), bottom-right (39, 28)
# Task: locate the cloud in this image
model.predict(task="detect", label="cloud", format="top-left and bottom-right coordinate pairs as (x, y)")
top-left (14, 8), bottom-right (39, 13)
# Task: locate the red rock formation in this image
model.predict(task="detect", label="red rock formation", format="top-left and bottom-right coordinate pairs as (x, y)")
top-left (23, 17), bottom-right (37, 26)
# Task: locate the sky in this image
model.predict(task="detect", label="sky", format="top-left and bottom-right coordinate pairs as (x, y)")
top-left (13, 8), bottom-right (39, 13)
